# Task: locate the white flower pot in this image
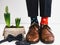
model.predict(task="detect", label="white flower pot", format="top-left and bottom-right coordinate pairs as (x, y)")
top-left (3, 26), bottom-right (25, 39)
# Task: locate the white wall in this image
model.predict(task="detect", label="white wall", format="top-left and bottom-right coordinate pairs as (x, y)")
top-left (0, 0), bottom-right (30, 24)
top-left (0, 0), bottom-right (60, 24)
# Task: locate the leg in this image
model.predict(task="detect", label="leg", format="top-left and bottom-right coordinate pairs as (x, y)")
top-left (26, 0), bottom-right (38, 17)
top-left (40, 0), bottom-right (52, 25)
top-left (26, 0), bottom-right (38, 24)
top-left (40, 0), bottom-right (52, 17)
top-left (39, 0), bottom-right (52, 25)
top-left (39, 0), bottom-right (54, 44)
top-left (26, 0), bottom-right (39, 43)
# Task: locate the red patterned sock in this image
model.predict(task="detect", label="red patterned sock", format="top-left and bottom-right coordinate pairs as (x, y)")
top-left (40, 17), bottom-right (48, 25)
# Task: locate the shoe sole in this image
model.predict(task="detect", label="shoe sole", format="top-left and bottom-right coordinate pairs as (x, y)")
top-left (26, 38), bottom-right (39, 44)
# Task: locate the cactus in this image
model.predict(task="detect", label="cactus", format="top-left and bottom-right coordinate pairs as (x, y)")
top-left (4, 6), bottom-right (10, 27)
top-left (15, 18), bottom-right (21, 28)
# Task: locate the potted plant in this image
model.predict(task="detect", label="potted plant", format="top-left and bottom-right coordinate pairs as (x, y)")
top-left (15, 18), bottom-right (21, 28)
top-left (4, 6), bottom-right (10, 27)
top-left (3, 6), bottom-right (25, 39)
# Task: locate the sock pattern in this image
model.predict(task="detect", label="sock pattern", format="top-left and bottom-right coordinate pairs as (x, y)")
top-left (30, 17), bottom-right (38, 24)
top-left (40, 17), bottom-right (48, 25)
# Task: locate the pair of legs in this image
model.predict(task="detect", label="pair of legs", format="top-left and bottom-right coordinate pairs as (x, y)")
top-left (26, 0), bottom-right (52, 25)
top-left (26, 0), bottom-right (52, 17)
top-left (26, 0), bottom-right (54, 44)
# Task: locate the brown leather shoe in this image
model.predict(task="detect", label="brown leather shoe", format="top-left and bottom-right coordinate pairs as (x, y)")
top-left (40, 25), bottom-right (54, 44)
top-left (26, 23), bottom-right (39, 44)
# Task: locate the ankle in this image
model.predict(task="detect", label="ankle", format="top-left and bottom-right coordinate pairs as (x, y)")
top-left (40, 17), bottom-right (48, 25)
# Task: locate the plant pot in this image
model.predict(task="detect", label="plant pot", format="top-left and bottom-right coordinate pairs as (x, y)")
top-left (3, 26), bottom-right (25, 39)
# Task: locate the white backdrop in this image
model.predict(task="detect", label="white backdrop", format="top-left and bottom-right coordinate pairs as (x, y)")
top-left (0, 0), bottom-right (60, 24)
top-left (0, 0), bottom-right (60, 45)
top-left (0, 0), bottom-right (30, 24)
